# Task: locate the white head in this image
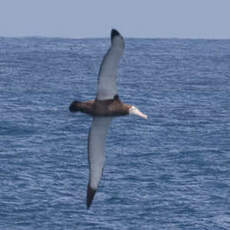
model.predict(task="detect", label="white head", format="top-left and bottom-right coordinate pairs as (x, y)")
top-left (129, 106), bottom-right (148, 119)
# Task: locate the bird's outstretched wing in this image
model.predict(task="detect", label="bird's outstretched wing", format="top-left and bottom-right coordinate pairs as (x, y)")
top-left (87, 116), bottom-right (112, 208)
top-left (96, 29), bottom-right (124, 100)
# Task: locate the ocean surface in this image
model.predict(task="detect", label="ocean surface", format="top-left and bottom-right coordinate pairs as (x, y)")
top-left (0, 37), bottom-right (229, 230)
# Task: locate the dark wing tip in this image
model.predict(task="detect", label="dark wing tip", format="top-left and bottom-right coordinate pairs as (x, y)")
top-left (111, 29), bottom-right (120, 40)
top-left (87, 184), bottom-right (97, 209)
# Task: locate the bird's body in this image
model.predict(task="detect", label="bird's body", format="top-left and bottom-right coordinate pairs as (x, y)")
top-left (69, 95), bottom-right (131, 117)
top-left (69, 29), bottom-right (147, 208)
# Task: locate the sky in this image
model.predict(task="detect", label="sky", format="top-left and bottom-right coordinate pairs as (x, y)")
top-left (0, 0), bottom-right (230, 39)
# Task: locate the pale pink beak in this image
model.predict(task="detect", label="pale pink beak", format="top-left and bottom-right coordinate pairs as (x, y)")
top-left (135, 110), bottom-right (148, 119)
top-left (129, 107), bottom-right (148, 119)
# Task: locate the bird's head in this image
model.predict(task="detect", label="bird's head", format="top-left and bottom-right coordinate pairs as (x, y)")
top-left (129, 106), bottom-right (147, 119)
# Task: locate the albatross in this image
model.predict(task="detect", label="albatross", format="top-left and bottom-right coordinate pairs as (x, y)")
top-left (69, 29), bottom-right (147, 209)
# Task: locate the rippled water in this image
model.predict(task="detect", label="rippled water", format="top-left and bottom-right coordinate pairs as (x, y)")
top-left (0, 37), bottom-right (230, 229)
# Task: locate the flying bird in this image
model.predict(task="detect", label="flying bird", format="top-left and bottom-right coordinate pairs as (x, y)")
top-left (69, 29), bottom-right (147, 209)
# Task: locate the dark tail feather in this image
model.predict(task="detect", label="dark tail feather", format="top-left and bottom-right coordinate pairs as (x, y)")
top-left (87, 184), bottom-right (96, 209)
top-left (69, 101), bottom-right (80, 112)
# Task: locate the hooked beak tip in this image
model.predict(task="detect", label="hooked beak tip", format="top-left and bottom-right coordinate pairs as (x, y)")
top-left (141, 114), bottom-right (148, 119)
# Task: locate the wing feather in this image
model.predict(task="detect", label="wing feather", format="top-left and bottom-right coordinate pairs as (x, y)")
top-left (96, 29), bottom-right (124, 100)
top-left (87, 117), bottom-right (112, 208)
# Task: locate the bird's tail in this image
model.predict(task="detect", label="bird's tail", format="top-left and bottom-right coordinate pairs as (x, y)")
top-left (69, 101), bottom-right (81, 112)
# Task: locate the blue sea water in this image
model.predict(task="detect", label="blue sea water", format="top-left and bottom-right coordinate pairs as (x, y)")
top-left (0, 37), bottom-right (229, 230)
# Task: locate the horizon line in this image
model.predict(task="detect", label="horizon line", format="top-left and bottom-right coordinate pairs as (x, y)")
top-left (0, 35), bottom-right (230, 40)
